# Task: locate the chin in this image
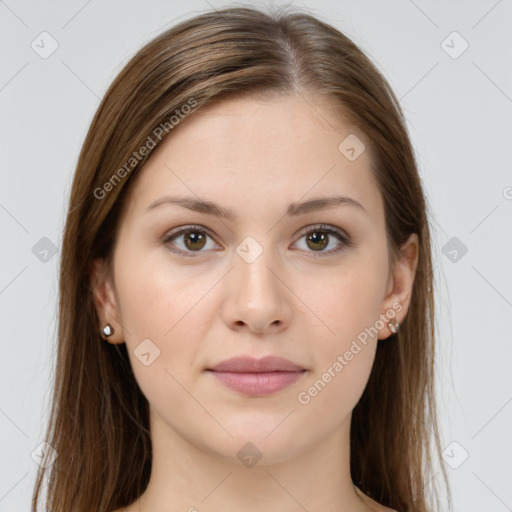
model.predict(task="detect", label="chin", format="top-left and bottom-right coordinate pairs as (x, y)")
top-left (197, 417), bottom-right (315, 467)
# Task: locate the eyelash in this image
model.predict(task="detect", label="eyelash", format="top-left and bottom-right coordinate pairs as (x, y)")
top-left (162, 224), bottom-right (353, 259)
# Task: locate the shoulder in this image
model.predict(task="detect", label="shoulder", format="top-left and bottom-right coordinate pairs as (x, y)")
top-left (354, 485), bottom-right (398, 512)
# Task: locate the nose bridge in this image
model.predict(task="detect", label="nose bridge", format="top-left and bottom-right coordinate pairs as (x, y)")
top-left (234, 234), bottom-right (282, 301)
top-left (224, 234), bottom-right (291, 332)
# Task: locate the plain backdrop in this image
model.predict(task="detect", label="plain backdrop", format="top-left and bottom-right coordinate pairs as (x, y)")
top-left (0, 0), bottom-right (511, 510)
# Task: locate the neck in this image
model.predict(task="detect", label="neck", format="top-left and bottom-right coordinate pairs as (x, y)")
top-left (135, 410), bottom-right (371, 512)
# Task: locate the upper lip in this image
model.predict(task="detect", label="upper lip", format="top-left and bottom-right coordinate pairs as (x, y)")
top-left (207, 356), bottom-right (305, 373)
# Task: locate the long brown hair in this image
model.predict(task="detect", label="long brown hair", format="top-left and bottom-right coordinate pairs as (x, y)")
top-left (32, 6), bottom-right (451, 511)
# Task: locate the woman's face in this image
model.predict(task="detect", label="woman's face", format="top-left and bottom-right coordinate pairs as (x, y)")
top-left (92, 93), bottom-right (417, 464)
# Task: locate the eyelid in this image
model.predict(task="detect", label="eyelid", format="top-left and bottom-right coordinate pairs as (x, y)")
top-left (163, 223), bottom-right (352, 258)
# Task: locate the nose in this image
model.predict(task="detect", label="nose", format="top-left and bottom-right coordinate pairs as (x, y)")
top-left (220, 246), bottom-right (292, 335)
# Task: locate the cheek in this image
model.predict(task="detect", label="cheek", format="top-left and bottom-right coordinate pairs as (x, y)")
top-left (299, 288), bottom-right (379, 420)
top-left (298, 256), bottom-right (384, 412)
top-left (112, 250), bottom-right (228, 444)
top-left (115, 243), bottom-right (200, 338)
top-left (115, 276), bottom-right (205, 424)
top-left (314, 257), bottom-right (385, 346)
top-left (296, 346), bottom-right (375, 429)
top-left (113, 248), bottom-right (205, 386)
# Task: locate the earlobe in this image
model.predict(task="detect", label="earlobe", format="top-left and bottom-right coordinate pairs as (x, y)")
top-left (88, 258), bottom-right (125, 344)
top-left (378, 233), bottom-right (419, 340)
top-left (100, 323), bottom-right (115, 341)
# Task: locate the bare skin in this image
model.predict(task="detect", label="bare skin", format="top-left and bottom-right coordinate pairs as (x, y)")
top-left (94, 92), bottom-right (415, 512)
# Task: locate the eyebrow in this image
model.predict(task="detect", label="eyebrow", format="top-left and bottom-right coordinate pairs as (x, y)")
top-left (144, 194), bottom-right (366, 220)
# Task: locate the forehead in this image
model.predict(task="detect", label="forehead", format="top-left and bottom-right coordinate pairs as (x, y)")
top-left (122, 93), bottom-right (383, 223)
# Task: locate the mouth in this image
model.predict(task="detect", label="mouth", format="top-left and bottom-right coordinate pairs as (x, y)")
top-left (205, 356), bottom-right (308, 397)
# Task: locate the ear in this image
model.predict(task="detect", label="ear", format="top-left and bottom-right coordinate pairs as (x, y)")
top-left (89, 258), bottom-right (125, 344)
top-left (378, 233), bottom-right (419, 340)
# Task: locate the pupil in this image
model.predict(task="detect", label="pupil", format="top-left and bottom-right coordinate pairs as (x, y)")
top-left (185, 232), bottom-right (205, 250)
top-left (308, 232), bottom-right (328, 251)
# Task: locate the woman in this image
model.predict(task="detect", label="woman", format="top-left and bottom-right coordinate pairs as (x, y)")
top-left (32, 6), bottom-right (451, 512)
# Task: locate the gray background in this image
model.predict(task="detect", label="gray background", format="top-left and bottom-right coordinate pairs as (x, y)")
top-left (1, 0), bottom-right (511, 510)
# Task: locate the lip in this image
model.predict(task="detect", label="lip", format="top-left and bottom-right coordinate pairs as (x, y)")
top-left (208, 356), bottom-right (305, 373)
top-left (206, 356), bottom-right (307, 397)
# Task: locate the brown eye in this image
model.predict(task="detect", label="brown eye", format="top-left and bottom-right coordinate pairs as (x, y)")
top-left (163, 226), bottom-right (218, 257)
top-left (305, 231), bottom-right (329, 251)
top-left (182, 231), bottom-right (207, 251)
top-left (294, 224), bottom-right (352, 258)
top-left (163, 223), bottom-right (352, 259)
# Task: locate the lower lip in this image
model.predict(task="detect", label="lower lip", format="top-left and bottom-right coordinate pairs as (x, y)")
top-left (208, 370), bottom-right (306, 396)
